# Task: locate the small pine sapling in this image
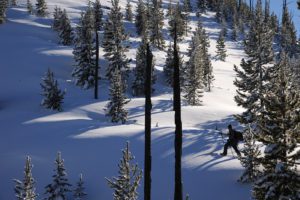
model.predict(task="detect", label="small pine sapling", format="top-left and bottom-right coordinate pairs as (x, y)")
top-left (74, 174), bottom-right (87, 200)
top-left (106, 142), bottom-right (142, 200)
top-left (216, 32), bottom-right (227, 61)
top-left (35, 0), bottom-right (47, 17)
top-left (40, 69), bottom-right (65, 111)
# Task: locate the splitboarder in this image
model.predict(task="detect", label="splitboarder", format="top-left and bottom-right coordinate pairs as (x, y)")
top-left (220, 124), bottom-right (241, 156)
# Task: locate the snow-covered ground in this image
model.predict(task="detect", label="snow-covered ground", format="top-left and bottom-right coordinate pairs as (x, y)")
top-left (0, 0), bottom-right (252, 199)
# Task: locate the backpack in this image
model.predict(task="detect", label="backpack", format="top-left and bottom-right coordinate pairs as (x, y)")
top-left (234, 130), bottom-right (244, 141)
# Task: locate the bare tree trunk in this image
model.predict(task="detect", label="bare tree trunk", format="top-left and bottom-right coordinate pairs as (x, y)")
top-left (173, 23), bottom-right (183, 200)
top-left (144, 43), bottom-right (153, 200)
top-left (94, 30), bottom-right (99, 99)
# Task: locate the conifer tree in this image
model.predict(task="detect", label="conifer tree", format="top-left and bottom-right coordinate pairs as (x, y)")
top-left (125, 0), bottom-right (133, 22)
top-left (74, 174), bottom-right (87, 200)
top-left (197, 0), bottom-right (207, 13)
top-left (36, 0), bottom-right (47, 17)
top-left (93, 0), bottom-right (103, 31)
top-left (238, 126), bottom-right (261, 183)
top-left (135, 0), bottom-right (146, 36)
top-left (11, 0), bottom-right (16, 6)
top-left (149, 0), bottom-right (165, 49)
top-left (58, 9), bottom-right (73, 46)
top-left (132, 37), bottom-right (156, 96)
top-left (52, 6), bottom-right (63, 31)
top-left (27, 0), bottom-right (33, 14)
top-left (14, 156), bottom-right (37, 200)
top-left (106, 142), bottom-right (142, 199)
top-left (169, 3), bottom-right (185, 40)
top-left (72, 9), bottom-right (96, 89)
top-left (40, 69), bottom-right (65, 111)
top-left (103, 0), bottom-right (129, 82)
top-left (105, 70), bottom-right (130, 124)
top-left (183, 0), bottom-right (192, 12)
top-left (0, 0), bottom-right (8, 24)
top-left (253, 51), bottom-right (300, 200)
top-left (44, 152), bottom-right (72, 200)
top-left (216, 32), bottom-right (227, 61)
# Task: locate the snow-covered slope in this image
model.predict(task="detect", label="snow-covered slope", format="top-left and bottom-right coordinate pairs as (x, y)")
top-left (0, 0), bottom-right (251, 199)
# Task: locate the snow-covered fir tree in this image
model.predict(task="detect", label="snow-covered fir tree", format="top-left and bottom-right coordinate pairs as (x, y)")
top-left (183, 0), bottom-right (192, 12)
top-left (106, 142), bottom-right (142, 200)
top-left (74, 174), bottom-right (87, 200)
top-left (58, 9), bottom-right (73, 46)
top-left (72, 8), bottom-right (96, 89)
top-left (44, 152), bottom-right (72, 200)
top-left (27, 0), bottom-right (33, 14)
top-left (234, 0), bottom-right (274, 124)
top-left (105, 70), bottom-right (130, 124)
top-left (197, 0), bottom-right (207, 13)
top-left (252, 51), bottom-right (300, 200)
top-left (216, 32), bottom-right (227, 61)
top-left (35, 0), bottom-right (47, 17)
top-left (0, 0), bottom-right (8, 24)
top-left (238, 126), bottom-right (261, 183)
top-left (11, 0), bottom-right (17, 6)
top-left (168, 3), bottom-right (185, 40)
top-left (135, 0), bottom-right (146, 36)
top-left (103, 0), bottom-right (129, 82)
top-left (149, 0), bottom-right (165, 49)
top-left (40, 69), bottom-right (65, 111)
top-left (132, 37), bottom-right (156, 96)
top-left (52, 6), bottom-right (63, 31)
top-left (93, 0), bottom-right (103, 31)
top-left (125, 0), bottom-right (133, 22)
top-left (14, 156), bottom-right (37, 200)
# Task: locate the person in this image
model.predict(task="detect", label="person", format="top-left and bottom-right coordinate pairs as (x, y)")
top-left (220, 124), bottom-right (241, 156)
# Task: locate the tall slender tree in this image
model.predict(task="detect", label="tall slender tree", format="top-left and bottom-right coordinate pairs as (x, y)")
top-left (149, 0), bottom-right (165, 49)
top-left (125, 0), bottom-right (133, 22)
top-left (144, 43), bottom-right (153, 200)
top-left (58, 9), bottom-right (73, 46)
top-left (135, 0), bottom-right (146, 36)
top-left (173, 23), bottom-right (183, 200)
top-left (36, 0), bottom-right (47, 17)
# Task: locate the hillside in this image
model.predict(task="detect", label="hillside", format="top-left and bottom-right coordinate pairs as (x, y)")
top-left (0, 0), bottom-right (252, 199)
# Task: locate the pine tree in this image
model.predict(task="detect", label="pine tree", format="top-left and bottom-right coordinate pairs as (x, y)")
top-left (58, 9), bottom-right (73, 46)
top-left (36, 0), bottom-right (47, 17)
top-left (238, 126), bottom-right (261, 183)
top-left (44, 152), bottom-right (72, 200)
top-left (132, 38), bottom-right (156, 96)
top-left (106, 70), bottom-right (130, 124)
top-left (0, 0), bottom-right (8, 24)
top-left (11, 0), bottom-right (16, 6)
top-left (106, 142), bottom-right (142, 199)
top-left (52, 6), bottom-right (63, 31)
top-left (72, 9), bottom-right (96, 89)
top-left (93, 0), bottom-right (103, 31)
top-left (27, 0), bottom-right (33, 14)
top-left (135, 0), bottom-right (146, 36)
top-left (74, 174), bottom-right (87, 200)
top-left (14, 156), bottom-right (37, 200)
top-left (149, 0), bottom-right (165, 49)
top-left (216, 32), bottom-right (227, 61)
top-left (183, 0), bottom-right (192, 12)
top-left (168, 3), bottom-right (185, 40)
top-left (125, 0), bottom-right (133, 22)
top-left (40, 69), bottom-right (65, 111)
top-left (197, 0), bottom-right (207, 13)
top-left (253, 51), bottom-right (300, 200)
top-left (103, 0), bottom-right (129, 82)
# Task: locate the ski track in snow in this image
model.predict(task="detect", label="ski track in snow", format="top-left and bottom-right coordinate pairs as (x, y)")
top-left (0, 1), bottom-right (251, 199)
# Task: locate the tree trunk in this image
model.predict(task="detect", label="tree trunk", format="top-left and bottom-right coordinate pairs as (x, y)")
top-left (94, 30), bottom-right (99, 99)
top-left (144, 43), bottom-right (153, 200)
top-left (173, 23), bottom-right (183, 200)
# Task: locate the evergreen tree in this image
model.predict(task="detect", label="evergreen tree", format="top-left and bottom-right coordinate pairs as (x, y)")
top-left (253, 51), bottom-right (300, 200)
top-left (183, 0), bottom-right (192, 12)
top-left (40, 69), bottom-right (65, 111)
top-left (125, 0), bottom-right (133, 22)
top-left (14, 156), bottom-right (37, 200)
top-left (234, 0), bottom-right (274, 124)
top-left (135, 0), bottom-right (146, 36)
top-left (105, 70), bottom-right (130, 124)
top-left (216, 32), bottom-right (227, 61)
top-left (103, 0), bottom-right (129, 82)
top-left (36, 0), bottom-right (47, 17)
top-left (149, 0), bottom-right (165, 49)
top-left (74, 174), bottom-right (87, 200)
top-left (58, 9), bottom-right (73, 46)
top-left (0, 0), bottom-right (8, 24)
top-left (93, 0), bottom-right (103, 31)
top-left (106, 142), bottom-right (142, 199)
top-left (27, 0), bottom-right (33, 14)
top-left (168, 3), bottom-right (185, 40)
top-left (52, 6), bottom-right (63, 31)
top-left (132, 38), bottom-right (156, 96)
top-left (11, 0), bottom-right (16, 6)
top-left (44, 152), bottom-right (72, 200)
top-left (197, 0), bottom-right (207, 13)
top-left (238, 126), bottom-right (261, 183)
top-left (72, 9), bottom-right (96, 89)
